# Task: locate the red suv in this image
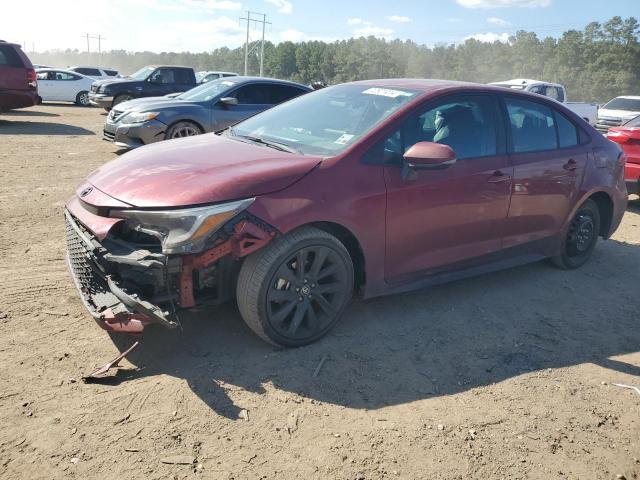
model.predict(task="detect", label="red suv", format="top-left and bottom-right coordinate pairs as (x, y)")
top-left (65, 80), bottom-right (627, 349)
top-left (606, 115), bottom-right (640, 195)
top-left (0, 40), bottom-right (37, 112)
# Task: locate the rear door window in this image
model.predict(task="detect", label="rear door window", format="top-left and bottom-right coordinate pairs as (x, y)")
top-left (75, 67), bottom-right (101, 76)
top-left (268, 84), bottom-right (307, 104)
top-left (104, 70), bottom-right (119, 76)
top-left (505, 98), bottom-right (558, 153)
top-left (231, 84), bottom-right (269, 104)
top-left (0, 45), bottom-right (24, 67)
top-left (173, 69), bottom-right (193, 84)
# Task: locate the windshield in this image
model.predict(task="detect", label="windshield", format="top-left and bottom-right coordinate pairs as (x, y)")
top-left (624, 115), bottom-right (640, 127)
top-left (231, 84), bottom-right (419, 156)
top-left (177, 78), bottom-right (236, 101)
top-left (127, 66), bottom-right (155, 80)
top-left (603, 97), bottom-right (640, 112)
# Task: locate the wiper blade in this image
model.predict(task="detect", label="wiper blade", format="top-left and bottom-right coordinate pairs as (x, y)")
top-left (235, 134), bottom-right (302, 154)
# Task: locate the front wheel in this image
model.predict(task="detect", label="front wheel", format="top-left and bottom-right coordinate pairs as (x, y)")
top-left (165, 121), bottom-right (202, 140)
top-left (552, 199), bottom-right (600, 269)
top-left (75, 91), bottom-right (90, 106)
top-left (237, 227), bottom-right (354, 347)
top-left (112, 94), bottom-right (132, 108)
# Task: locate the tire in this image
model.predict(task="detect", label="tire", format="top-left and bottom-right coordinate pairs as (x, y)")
top-left (112, 94), bottom-right (132, 108)
top-left (552, 199), bottom-right (600, 269)
top-left (165, 121), bottom-right (203, 140)
top-left (75, 91), bottom-right (90, 107)
top-left (237, 226), bottom-right (354, 347)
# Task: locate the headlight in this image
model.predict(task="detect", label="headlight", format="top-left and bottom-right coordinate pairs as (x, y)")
top-left (111, 198), bottom-right (255, 254)
top-left (124, 111), bottom-right (160, 124)
top-left (99, 85), bottom-right (108, 94)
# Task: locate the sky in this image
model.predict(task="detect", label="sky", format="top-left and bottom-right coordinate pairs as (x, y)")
top-left (2, 0), bottom-right (638, 53)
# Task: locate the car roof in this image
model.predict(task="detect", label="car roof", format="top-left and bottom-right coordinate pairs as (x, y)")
top-left (219, 76), bottom-right (311, 89)
top-left (69, 66), bottom-right (118, 70)
top-left (35, 68), bottom-right (89, 76)
top-left (489, 78), bottom-right (561, 87)
top-left (199, 71), bottom-right (237, 75)
top-left (613, 96), bottom-right (640, 100)
top-left (347, 78), bottom-right (517, 95)
top-left (147, 65), bottom-right (193, 69)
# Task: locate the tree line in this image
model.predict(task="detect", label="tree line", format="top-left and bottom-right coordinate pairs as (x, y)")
top-left (31, 16), bottom-right (639, 104)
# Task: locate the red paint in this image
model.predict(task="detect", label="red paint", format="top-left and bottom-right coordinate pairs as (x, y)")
top-left (68, 80), bottom-right (628, 303)
top-left (607, 126), bottom-right (640, 194)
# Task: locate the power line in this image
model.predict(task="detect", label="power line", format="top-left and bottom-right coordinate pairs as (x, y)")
top-left (239, 11), bottom-right (271, 76)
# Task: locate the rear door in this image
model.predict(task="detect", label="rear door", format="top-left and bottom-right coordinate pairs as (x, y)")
top-left (501, 96), bottom-right (588, 250)
top-left (382, 93), bottom-right (513, 281)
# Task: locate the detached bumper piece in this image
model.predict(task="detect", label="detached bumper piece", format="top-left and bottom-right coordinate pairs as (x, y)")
top-left (65, 210), bottom-right (177, 334)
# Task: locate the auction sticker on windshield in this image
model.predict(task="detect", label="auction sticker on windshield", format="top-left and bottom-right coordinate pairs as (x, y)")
top-left (362, 87), bottom-right (414, 98)
top-left (334, 133), bottom-right (355, 145)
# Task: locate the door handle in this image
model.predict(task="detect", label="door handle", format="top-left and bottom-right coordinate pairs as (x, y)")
top-left (563, 159), bottom-right (578, 171)
top-left (487, 170), bottom-right (511, 183)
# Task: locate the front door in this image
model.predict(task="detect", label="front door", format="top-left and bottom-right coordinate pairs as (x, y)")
top-left (382, 94), bottom-right (513, 282)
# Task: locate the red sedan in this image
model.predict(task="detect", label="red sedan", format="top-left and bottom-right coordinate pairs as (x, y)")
top-left (607, 115), bottom-right (640, 196)
top-left (65, 80), bottom-right (627, 350)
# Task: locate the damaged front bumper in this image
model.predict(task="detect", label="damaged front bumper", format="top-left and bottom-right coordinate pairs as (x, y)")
top-left (65, 209), bottom-right (178, 334)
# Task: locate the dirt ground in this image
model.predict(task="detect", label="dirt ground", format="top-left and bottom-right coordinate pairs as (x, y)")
top-left (0, 104), bottom-right (639, 480)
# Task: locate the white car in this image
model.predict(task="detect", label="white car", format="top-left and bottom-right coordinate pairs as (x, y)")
top-left (489, 78), bottom-right (599, 126)
top-left (196, 70), bottom-right (238, 84)
top-left (35, 69), bottom-right (95, 106)
top-left (68, 66), bottom-right (120, 79)
top-left (595, 96), bottom-right (640, 133)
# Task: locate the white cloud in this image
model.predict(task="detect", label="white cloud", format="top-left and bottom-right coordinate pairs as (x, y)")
top-left (279, 29), bottom-right (306, 42)
top-left (487, 16), bottom-right (510, 26)
top-left (179, 0), bottom-right (242, 10)
top-left (457, 0), bottom-right (551, 8)
top-left (265, 0), bottom-right (293, 14)
top-left (354, 25), bottom-right (394, 38)
top-left (347, 17), bottom-right (370, 26)
top-left (388, 15), bottom-right (412, 23)
top-left (465, 32), bottom-right (510, 42)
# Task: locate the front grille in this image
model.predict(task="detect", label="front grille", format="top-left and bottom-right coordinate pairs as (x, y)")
top-left (65, 214), bottom-right (108, 296)
top-left (109, 108), bottom-right (126, 122)
top-left (103, 129), bottom-right (115, 141)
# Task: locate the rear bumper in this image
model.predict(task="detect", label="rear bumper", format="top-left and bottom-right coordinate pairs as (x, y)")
top-left (625, 162), bottom-right (640, 195)
top-left (103, 119), bottom-right (166, 149)
top-left (0, 89), bottom-right (38, 111)
top-left (64, 209), bottom-right (177, 334)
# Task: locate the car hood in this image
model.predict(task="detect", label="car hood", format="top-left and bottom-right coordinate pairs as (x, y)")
top-left (93, 77), bottom-right (134, 88)
top-left (118, 97), bottom-right (200, 113)
top-left (598, 108), bottom-right (640, 120)
top-left (87, 134), bottom-right (321, 208)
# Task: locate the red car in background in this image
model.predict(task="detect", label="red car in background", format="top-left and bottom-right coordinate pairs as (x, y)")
top-left (65, 80), bottom-right (628, 352)
top-left (0, 40), bottom-right (38, 112)
top-left (607, 115), bottom-right (640, 195)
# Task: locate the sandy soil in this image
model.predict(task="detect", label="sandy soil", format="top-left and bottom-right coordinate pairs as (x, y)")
top-left (0, 104), bottom-right (639, 480)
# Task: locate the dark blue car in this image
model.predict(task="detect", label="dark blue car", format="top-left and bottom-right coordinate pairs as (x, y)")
top-left (103, 76), bottom-right (312, 149)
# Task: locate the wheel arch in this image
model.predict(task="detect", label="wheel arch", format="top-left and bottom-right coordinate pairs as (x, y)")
top-left (167, 118), bottom-right (205, 134)
top-left (588, 191), bottom-right (614, 238)
top-left (305, 221), bottom-right (366, 292)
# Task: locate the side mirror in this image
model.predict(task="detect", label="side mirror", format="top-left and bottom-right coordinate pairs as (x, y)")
top-left (219, 97), bottom-right (239, 106)
top-left (401, 142), bottom-right (457, 181)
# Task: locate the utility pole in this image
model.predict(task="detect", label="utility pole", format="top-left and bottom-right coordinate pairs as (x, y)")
top-left (239, 11), bottom-right (271, 76)
top-left (84, 33), bottom-right (90, 64)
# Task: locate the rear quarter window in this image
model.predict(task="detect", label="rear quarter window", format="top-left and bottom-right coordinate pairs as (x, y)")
top-left (0, 45), bottom-right (24, 67)
top-left (554, 110), bottom-right (578, 148)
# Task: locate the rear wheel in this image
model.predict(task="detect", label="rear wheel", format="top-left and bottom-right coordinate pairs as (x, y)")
top-left (75, 91), bottom-right (90, 106)
top-left (552, 199), bottom-right (600, 269)
top-left (165, 121), bottom-right (202, 139)
top-left (237, 227), bottom-right (354, 347)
